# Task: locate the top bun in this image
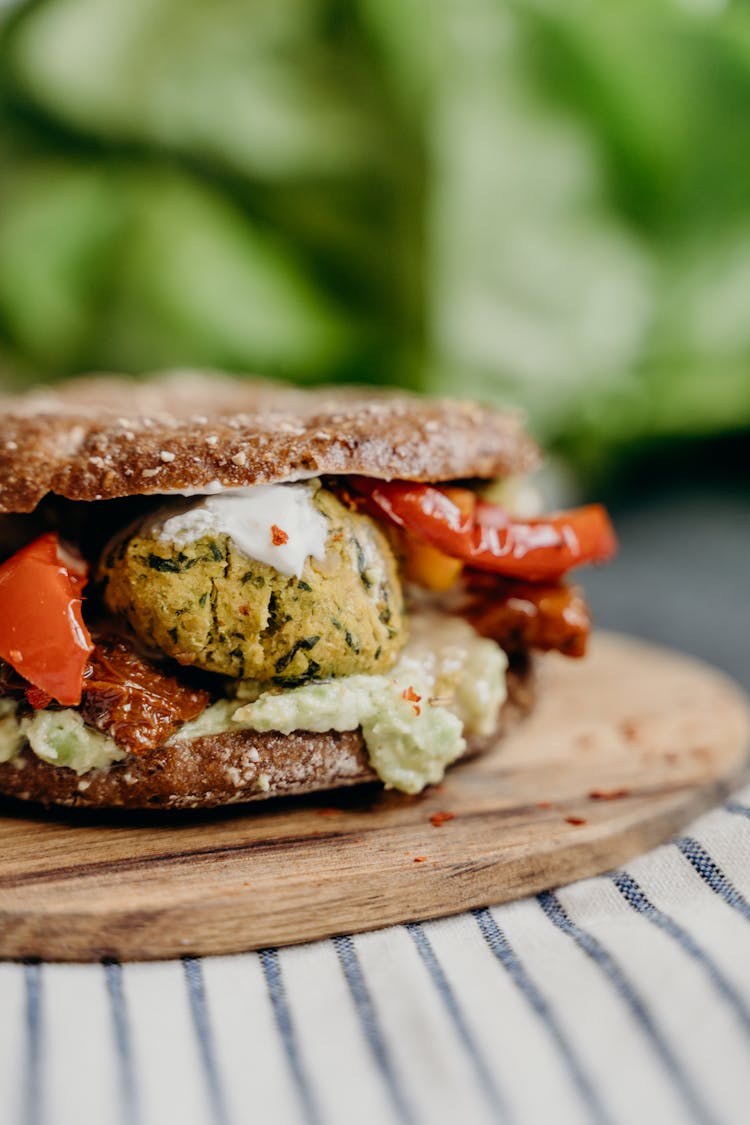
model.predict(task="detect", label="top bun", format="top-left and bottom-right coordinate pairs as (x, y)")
top-left (0, 371), bottom-right (539, 513)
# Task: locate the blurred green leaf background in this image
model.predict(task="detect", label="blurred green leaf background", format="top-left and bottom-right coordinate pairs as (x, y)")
top-left (1, 0), bottom-right (749, 479)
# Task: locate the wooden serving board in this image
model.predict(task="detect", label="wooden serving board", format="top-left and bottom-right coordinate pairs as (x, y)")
top-left (0, 633), bottom-right (747, 962)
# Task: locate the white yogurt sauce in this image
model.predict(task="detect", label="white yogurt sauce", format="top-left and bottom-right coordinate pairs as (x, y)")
top-left (151, 483), bottom-right (328, 578)
top-left (161, 469), bottom-right (323, 497)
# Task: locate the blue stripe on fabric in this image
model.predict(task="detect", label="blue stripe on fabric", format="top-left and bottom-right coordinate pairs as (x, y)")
top-left (103, 962), bottom-right (140, 1125)
top-left (724, 801), bottom-right (750, 821)
top-left (405, 922), bottom-right (511, 1124)
top-left (675, 837), bottom-right (750, 924)
top-left (472, 907), bottom-right (610, 1125)
top-left (333, 935), bottom-right (416, 1125)
top-left (258, 948), bottom-right (322, 1125)
top-left (538, 891), bottom-right (718, 1125)
top-left (182, 958), bottom-right (232, 1125)
top-left (23, 962), bottom-right (42, 1125)
top-left (612, 871), bottom-right (750, 1038)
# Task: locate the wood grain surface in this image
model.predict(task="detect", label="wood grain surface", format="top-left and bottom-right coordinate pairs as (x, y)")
top-left (0, 633), bottom-right (747, 962)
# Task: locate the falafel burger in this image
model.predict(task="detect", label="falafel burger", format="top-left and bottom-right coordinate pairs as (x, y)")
top-left (0, 373), bottom-right (616, 809)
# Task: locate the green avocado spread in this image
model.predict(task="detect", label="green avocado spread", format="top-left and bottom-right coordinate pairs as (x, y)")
top-left (182, 611), bottom-right (508, 794)
top-left (0, 701), bottom-right (125, 775)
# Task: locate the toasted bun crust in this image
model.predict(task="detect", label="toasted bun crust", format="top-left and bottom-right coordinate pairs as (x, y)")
top-left (0, 666), bottom-right (535, 810)
top-left (0, 372), bottom-right (539, 514)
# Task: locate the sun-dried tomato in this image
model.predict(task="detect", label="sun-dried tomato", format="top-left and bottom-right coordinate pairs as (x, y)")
top-left (461, 574), bottom-right (591, 658)
top-left (81, 638), bottom-right (209, 754)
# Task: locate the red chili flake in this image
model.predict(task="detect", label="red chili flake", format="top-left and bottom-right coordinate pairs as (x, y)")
top-left (537, 800), bottom-right (553, 809)
top-left (317, 808), bottom-right (339, 817)
top-left (402, 685), bottom-right (422, 716)
top-left (271, 524), bottom-right (289, 546)
top-left (565, 816), bottom-right (587, 826)
top-left (414, 856), bottom-right (428, 863)
top-left (238, 605), bottom-right (249, 617)
top-left (589, 788), bottom-right (630, 801)
top-left (25, 684), bottom-right (53, 710)
top-left (430, 811), bottom-right (456, 828)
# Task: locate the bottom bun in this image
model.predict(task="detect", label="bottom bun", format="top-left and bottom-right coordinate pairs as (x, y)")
top-left (0, 663), bottom-right (535, 811)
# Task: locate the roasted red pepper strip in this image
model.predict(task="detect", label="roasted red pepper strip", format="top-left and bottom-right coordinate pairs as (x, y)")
top-left (0, 533), bottom-right (94, 705)
top-left (350, 478), bottom-right (617, 582)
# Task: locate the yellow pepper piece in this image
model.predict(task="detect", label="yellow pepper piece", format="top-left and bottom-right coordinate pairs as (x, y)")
top-left (403, 536), bottom-right (464, 591)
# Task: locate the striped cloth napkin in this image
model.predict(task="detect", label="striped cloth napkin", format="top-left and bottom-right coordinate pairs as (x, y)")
top-left (3, 783), bottom-right (750, 1125)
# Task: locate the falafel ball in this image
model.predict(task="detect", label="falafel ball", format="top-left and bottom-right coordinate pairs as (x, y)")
top-left (98, 486), bottom-right (406, 683)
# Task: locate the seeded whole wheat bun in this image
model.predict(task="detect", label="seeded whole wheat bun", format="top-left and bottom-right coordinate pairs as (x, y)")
top-left (0, 370), bottom-right (539, 514)
top-left (0, 371), bottom-right (539, 809)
